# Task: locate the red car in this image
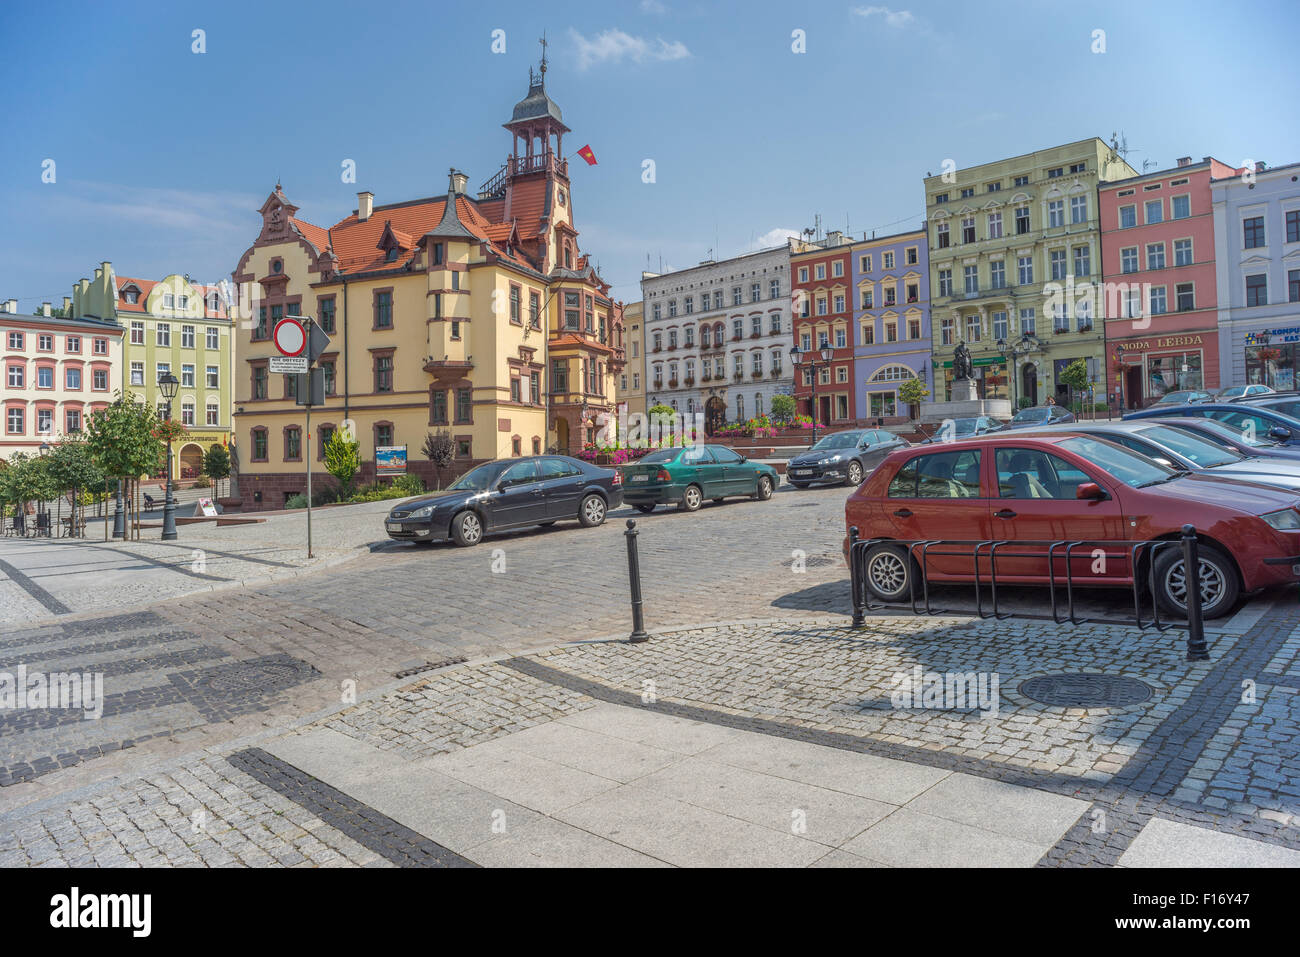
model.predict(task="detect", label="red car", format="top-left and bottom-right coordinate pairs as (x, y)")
top-left (844, 434), bottom-right (1300, 618)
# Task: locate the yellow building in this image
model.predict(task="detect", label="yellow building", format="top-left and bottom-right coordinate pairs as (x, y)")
top-left (615, 301), bottom-right (646, 418)
top-left (230, 59), bottom-right (624, 509)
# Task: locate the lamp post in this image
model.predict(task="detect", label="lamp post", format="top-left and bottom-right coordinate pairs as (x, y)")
top-left (996, 337), bottom-right (1013, 411)
top-left (37, 441), bottom-right (51, 537)
top-left (158, 371), bottom-right (179, 540)
top-left (1113, 343), bottom-right (1126, 414)
top-left (789, 343), bottom-right (834, 443)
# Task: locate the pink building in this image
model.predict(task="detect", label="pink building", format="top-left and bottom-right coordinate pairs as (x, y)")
top-left (1100, 156), bottom-right (1238, 408)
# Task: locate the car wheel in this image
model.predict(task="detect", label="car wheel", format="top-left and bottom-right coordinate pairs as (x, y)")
top-left (1153, 544), bottom-right (1239, 620)
top-left (789, 480), bottom-right (809, 490)
top-left (862, 543), bottom-right (918, 602)
top-left (754, 475), bottom-right (774, 501)
top-left (578, 493), bottom-right (607, 527)
top-left (633, 503), bottom-right (656, 514)
top-left (678, 484), bottom-right (703, 512)
top-left (846, 460), bottom-right (864, 486)
top-left (450, 510), bottom-right (483, 547)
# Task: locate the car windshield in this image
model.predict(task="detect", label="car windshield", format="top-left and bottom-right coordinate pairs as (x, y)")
top-left (1138, 425), bottom-right (1243, 467)
top-left (1011, 408), bottom-right (1047, 423)
top-left (952, 419), bottom-right (982, 434)
top-left (1058, 436), bottom-right (1176, 488)
top-left (448, 462), bottom-right (510, 491)
top-left (810, 432), bottom-right (863, 450)
top-left (639, 448), bottom-right (681, 464)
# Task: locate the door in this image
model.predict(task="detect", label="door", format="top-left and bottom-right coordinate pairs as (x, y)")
top-left (538, 456), bottom-right (586, 519)
top-left (882, 448), bottom-right (989, 579)
top-left (858, 430), bottom-right (897, 472)
top-left (708, 444), bottom-right (752, 495)
top-left (705, 397), bottom-right (726, 436)
top-left (990, 447), bottom-right (1128, 584)
top-left (490, 460), bottom-right (546, 527)
top-left (1125, 366), bottom-right (1142, 410)
top-left (818, 395), bottom-right (832, 427)
top-left (681, 444), bottom-right (723, 495)
top-left (1022, 364), bottom-right (1039, 406)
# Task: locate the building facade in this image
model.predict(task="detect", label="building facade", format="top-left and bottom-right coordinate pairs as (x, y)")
top-left (230, 60), bottom-right (623, 509)
top-left (850, 228), bottom-right (930, 423)
top-left (924, 138), bottom-right (1137, 409)
top-left (790, 233), bottom-right (856, 426)
top-left (1211, 161), bottom-right (1300, 391)
top-left (1, 296), bottom-right (123, 462)
top-left (1101, 157), bottom-right (1236, 408)
top-left (616, 301), bottom-right (646, 419)
top-left (641, 244), bottom-right (793, 432)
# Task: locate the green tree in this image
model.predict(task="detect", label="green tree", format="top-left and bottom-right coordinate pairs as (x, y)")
top-left (1060, 358), bottom-right (1091, 410)
top-left (203, 443), bottom-right (231, 498)
top-left (84, 396), bottom-right (166, 481)
top-left (46, 438), bottom-right (104, 534)
top-left (897, 378), bottom-right (930, 416)
top-left (324, 427), bottom-right (361, 498)
top-left (769, 393), bottom-right (796, 424)
top-left (422, 431), bottom-right (455, 490)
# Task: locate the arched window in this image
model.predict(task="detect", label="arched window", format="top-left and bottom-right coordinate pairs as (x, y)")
top-left (701, 325), bottom-right (711, 348)
top-left (755, 393), bottom-right (763, 417)
top-left (736, 394), bottom-right (745, 420)
top-left (869, 364), bottom-right (916, 383)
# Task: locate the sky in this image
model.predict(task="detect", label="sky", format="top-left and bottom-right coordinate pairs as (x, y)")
top-left (1, 0), bottom-right (1297, 309)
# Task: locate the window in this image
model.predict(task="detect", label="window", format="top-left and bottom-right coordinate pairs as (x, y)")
top-left (181, 325), bottom-right (195, 349)
top-left (205, 365), bottom-right (219, 389)
top-left (206, 326), bottom-right (219, 349)
top-left (35, 408), bottom-right (53, 435)
top-left (322, 361), bottom-right (335, 396)
top-left (734, 285), bottom-right (744, 304)
top-left (684, 325), bottom-right (695, 347)
top-left (1244, 216), bottom-right (1265, 249)
top-left (530, 371), bottom-right (540, 403)
top-left (960, 187), bottom-right (974, 199)
top-left (989, 261), bottom-right (1006, 289)
top-left (1017, 256), bottom-right (1033, 285)
top-left (862, 322), bottom-right (875, 344)
top-left (94, 337), bottom-right (107, 355)
top-left (1174, 238), bottom-right (1193, 267)
top-left (934, 192), bottom-right (948, 204)
top-left (319, 297), bottom-right (336, 334)
top-left (751, 316), bottom-right (762, 337)
top-left (455, 387), bottom-right (472, 423)
top-left (6, 407), bottom-right (22, 433)
top-left (156, 323), bottom-right (170, 347)
top-left (375, 291), bottom-right (393, 328)
top-left (1146, 243), bottom-right (1166, 271)
top-left (252, 428), bottom-right (268, 461)
top-left (1172, 195), bottom-right (1190, 220)
top-left (815, 264), bottom-right (826, 280)
top-left (1014, 175), bottom-right (1029, 187)
top-left (995, 448), bottom-right (1090, 500)
top-left (7, 365), bottom-right (23, 388)
top-left (1287, 210), bottom-right (1300, 244)
top-left (37, 366), bottom-right (53, 389)
top-left (35, 333), bottom-right (52, 351)
top-left (66, 409), bottom-right (81, 433)
top-left (1070, 195), bottom-right (1087, 224)
top-left (375, 354), bottom-right (394, 392)
top-left (769, 279), bottom-right (781, 299)
top-left (834, 294), bottom-right (846, 313)
top-left (684, 295), bottom-right (694, 315)
top-left (1073, 246), bottom-right (1091, 277)
top-left (964, 264), bottom-right (979, 293)
top-left (1149, 286), bottom-right (1167, 316)
top-left (888, 450), bottom-right (982, 499)
top-left (770, 313), bottom-right (782, 334)
top-left (836, 327), bottom-right (847, 348)
top-left (908, 317), bottom-right (921, 340)
top-left (252, 365), bottom-right (267, 399)
top-left (431, 389), bottom-right (448, 424)
top-left (1019, 308), bottom-right (1036, 335)
top-left (206, 402), bottom-right (218, 426)
top-left (65, 335), bottom-right (81, 353)
top-left (130, 361), bottom-right (144, 386)
top-left (1144, 200), bottom-right (1162, 225)
top-left (936, 222), bottom-right (950, 248)
top-left (1121, 247), bottom-right (1138, 274)
top-left (93, 368), bottom-right (108, 390)
top-left (1119, 205), bottom-right (1136, 229)
top-left (992, 311), bottom-right (1008, 341)
top-left (510, 377), bottom-right (521, 403)
top-left (1050, 249), bottom-right (1067, 281)
top-left (1048, 200), bottom-right (1064, 228)
top-left (1176, 283), bottom-right (1195, 312)
top-left (1070, 162), bottom-right (1086, 173)
top-left (987, 212), bottom-right (1002, 239)
top-left (66, 367), bottom-right (81, 389)
top-left (1246, 274), bottom-right (1267, 307)
top-left (1015, 206), bottom-right (1030, 234)
top-left (181, 402), bottom-right (195, 427)
top-left (940, 316), bottom-right (954, 346)
top-left (961, 218), bottom-right (975, 244)
top-left (565, 292), bottom-right (580, 329)
top-left (1047, 167), bottom-right (1063, 179)
top-left (938, 269), bottom-right (953, 297)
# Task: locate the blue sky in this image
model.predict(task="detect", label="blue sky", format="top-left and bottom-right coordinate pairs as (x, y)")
top-left (1, 0), bottom-right (1296, 308)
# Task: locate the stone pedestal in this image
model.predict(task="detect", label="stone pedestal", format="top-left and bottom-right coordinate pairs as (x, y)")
top-left (950, 377), bottom-right (978, 402)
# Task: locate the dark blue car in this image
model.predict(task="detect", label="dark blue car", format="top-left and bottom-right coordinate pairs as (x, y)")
top-left (1123, 403), bottom-right (1300, 446)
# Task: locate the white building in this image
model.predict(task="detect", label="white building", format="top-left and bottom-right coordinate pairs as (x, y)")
top-left (641, 244), bottom-right (794, 433)
top-left (1212, 161), bottom-right (1300, 389)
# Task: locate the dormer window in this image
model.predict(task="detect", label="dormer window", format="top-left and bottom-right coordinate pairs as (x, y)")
top-left (272, 260), bottom-right (283, 273)
top-left (386, 246), bottom-right (399, 262)
top-left (122, 286), bottom-right (139, 304)
top-left (558, 189), bottom-right (566, 206)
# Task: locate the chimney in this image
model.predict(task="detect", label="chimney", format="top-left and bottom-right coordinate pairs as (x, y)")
top-left (449, 169), bottom-right (469, 196)
top-left (357, 191), bottom-right (374, 221)
top-left (1177, 156), bottom-right (1192, 168)
top-left (825, 230), bottom-right (844, 247)
top-left (1, 299), bottom-right (17, 313)
top-left (63, 296), bottom-right (72, 315)
top-left (41, 302), bottom-right (52, 317)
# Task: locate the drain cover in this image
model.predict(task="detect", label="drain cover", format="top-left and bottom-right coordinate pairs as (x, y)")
top-left (194, 656), bottom-right (319, 693)
top-left (1019, 673), bottom-right (1152, 708)
top-left (784, 555), bottom-right (837, 568)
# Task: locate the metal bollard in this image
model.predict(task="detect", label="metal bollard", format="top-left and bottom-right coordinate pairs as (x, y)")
top-left (625, 519), bottom-right (650, 643)
top-left (849, 526), bottom-right (866, 628)
top-left (1182, 524), bottom-right (1209, 661)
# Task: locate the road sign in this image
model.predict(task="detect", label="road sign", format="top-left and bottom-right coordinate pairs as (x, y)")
top-left (307, 321), bottom-right (331, 361)
top-left (273, 317), bottom-right (306, 356)
top-left (270, 355), bottom-right (309, 373)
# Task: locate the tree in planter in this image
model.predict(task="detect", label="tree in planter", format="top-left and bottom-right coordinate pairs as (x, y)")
top-left (422, 430), bottom-right (455, 490)
top-left (324, 427), bottom-right (361, 499)
top-left (1060, 358), bottom-right (1091, 415)
top-left (770, 393), bottom-right (796, 425)
top-left (897, 378), bottom-right (930, 419)
top-left (203, 443), bottom-right (232, 499)
top-left (84, 396), bottom-right (166, 539)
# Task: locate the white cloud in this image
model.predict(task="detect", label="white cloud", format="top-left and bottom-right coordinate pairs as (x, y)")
top-left (852, 6), bottom-right (917, 28)
top-left (569, 28), bottom-right (690, 70)
top-left (639, 0), bottom-right (668, 13)
top-left (749, 228), bottom-right (802, 251)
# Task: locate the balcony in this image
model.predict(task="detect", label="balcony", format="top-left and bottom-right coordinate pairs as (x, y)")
top-left (733, 372), bottom-right (744, 382)
top-left (683, 377), bottom-right (695, 387)
top-left (667, 379), bottom-right (678, 388)
top-left (653, 379), bottom-right (663, 389)
top-left (423, 358), bottom-right (474, 379)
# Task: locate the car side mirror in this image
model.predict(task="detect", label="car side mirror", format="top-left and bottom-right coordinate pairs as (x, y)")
top-left (1153, 457), bottom-right (1174, 468)
top-left (1269, 426), bottom-right (1292, 440)
top-left (1076, 482), bottom-right (1105, 500)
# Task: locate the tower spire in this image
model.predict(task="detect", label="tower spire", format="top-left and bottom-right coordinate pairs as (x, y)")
top-left (539, 31), bottom-right (548, 80)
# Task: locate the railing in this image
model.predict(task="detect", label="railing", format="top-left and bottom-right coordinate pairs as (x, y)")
top-left (846, 526), bottom-right (1209, 659)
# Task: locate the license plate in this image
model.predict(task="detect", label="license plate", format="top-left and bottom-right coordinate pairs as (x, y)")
top-left (386, 522), bottom-right (401, 532)
top-left (793, 470), bottom-right (812, 477)
top-left (631, 475), bottom-right (649, 482)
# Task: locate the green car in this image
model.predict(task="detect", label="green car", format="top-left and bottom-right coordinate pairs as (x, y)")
top-left (620, 444), bottom-right (779, 513)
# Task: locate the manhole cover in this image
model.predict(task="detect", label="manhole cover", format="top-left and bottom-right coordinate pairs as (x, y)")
top-left (1019, 673), bottom-right (1152, 708)
top-left (784, 555), bottom-right (837, 568)
top-left (194, 657), bottom-right (319, 693)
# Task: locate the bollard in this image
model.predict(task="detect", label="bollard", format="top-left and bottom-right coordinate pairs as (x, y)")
top-left (1182, 524), bottom-right (1209, 661)
top-left (625, 519), bottom-right (650, 643)
top-left (849, 526), bottom-right (866, 628)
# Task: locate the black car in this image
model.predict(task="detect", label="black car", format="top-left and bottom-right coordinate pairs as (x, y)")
top-left (384, 455), bottom-right (623, 547)
top-left (1240, 393), bottom-right (1300, 421)
top-left (785, 429), bottom-right (908, 488)
top-left (1123, 403), bottom-right (1300, 446)
top-left (1002, 405), bottom-right (1076, 429)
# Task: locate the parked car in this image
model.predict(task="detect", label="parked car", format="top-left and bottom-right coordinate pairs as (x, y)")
top-left (1150, 389), bottom-right (1213, 406)
top-left (1215, 384), bottom-right (1275, 401)
top-left (384, 455), bottom-right (622, 547)
top-left (844, 434), bottom-right (1300, 618)
top-left (1238, 393), bottom-right (1300, 421)
top-left (619, 443), bottom-right (779, 512)
top-left (1002, 405), bottom-right (1076, 430)
top-left (1145, 416), bottom-right (1300, 463)
top-left (918, 416), bottom-right (1005, 443)
top-left (1123, 403), bottom-right (1300, 446)
top-left (785, 429), bottom-right (908, 488)
top-left (1020, 421), bottom-right (1300, 493)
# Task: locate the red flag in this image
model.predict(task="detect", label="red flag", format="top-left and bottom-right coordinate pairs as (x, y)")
top-left (577, 144), bottom-right (597, 166)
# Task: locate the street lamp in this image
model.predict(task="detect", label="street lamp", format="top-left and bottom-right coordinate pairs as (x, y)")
top-left (789, 344), bottom-right (835, 443)
top-left (158, 371), bottom-right (179, 541)
top-left (1113, 343), bottom-right (1126, 414)
top-left (996, 337), bottom-right (1013, 411)
top-left (37, 442), bottom-right (51, 536)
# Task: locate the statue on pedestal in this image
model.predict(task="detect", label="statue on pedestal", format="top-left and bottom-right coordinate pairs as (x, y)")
top-left (953, 342), bottom-right (973, 380)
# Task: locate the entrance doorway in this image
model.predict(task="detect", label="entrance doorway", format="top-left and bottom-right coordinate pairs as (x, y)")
top-left (818, 395), bottom-right (831, 426)
top-left (1021, 364), bottom-right (1039, 406)
top-left (705, 397), bottom-right (726, 436)
top-left (555, 418), bottom-right (569, 454)
top-left (1125, 366), bottom-right (1143, 410)
top-left (179, 443), bottom-right (204, 479)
